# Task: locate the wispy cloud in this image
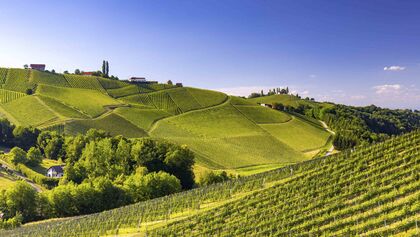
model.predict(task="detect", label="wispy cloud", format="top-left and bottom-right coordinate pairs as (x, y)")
top-left (383, 65), bottom-right (406, 71)
top-left (373, 84), bottom-right (401, 94)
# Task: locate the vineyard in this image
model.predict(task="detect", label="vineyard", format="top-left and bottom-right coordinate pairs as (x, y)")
top-left (0, 89), bottom-right (26, 104)
top-left (63, 74), bottom-right (106, 93)
top-left (30, 70), bottom-right (70, 87)
top-left (2, 131), bottom-right (418, 236)
top-left (0, 68), bottom-right (8, 84)
top-left (3, 69), bottom-right (33, 93)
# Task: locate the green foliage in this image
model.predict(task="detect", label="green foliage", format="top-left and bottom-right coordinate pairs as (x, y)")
top-left (4, 131), bottom-right (418, 236)
top-left (30, 70), bottom-right (70, 87)
top-left (0, 118), bottom-right (15, 146)
top-left (4, 181), bottom-right (36, 222)
top-left (12, 126), bottom-right (39, 151)
top-left (198, 170), bottom-right (229, 186)
top-left (8, 147), bottom-right (27, 165)
top-left (0, 68), bottom-right (8, 84)
top-left (26, 147), bottom-right (42, 166)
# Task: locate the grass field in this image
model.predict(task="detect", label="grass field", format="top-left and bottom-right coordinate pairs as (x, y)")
top-left (187, 87), bottom-right (227, 107)
top-left (65, 113), bottom-right (148, 138)
top-left (114, 107), bottom-right (170, 130)
top-left (0, 170), bottom-right (17, 191)
top-left (30, 159), bottom-right (65, 175)
top-left (38, 95), bottom-right (88, 119)
top-left (37, 85), bottom-right (121, 117)
top-left (0, 96), bottom-right (59, 126)
top-left (260, 116), bottom-right (331, 152)
top-left (166, 88), bottom-right (202, 112)
top-left (235, 105), bottom-right (292, 123)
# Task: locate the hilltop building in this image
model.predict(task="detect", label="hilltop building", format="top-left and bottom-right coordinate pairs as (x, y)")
top-left (46, 166), bottom-right (64, 178)
top-left (129, 77), bottom-right (158, 84)
top-left (30, 64), bottom-right (46, 71)
top-left (82, 71), bottom-right (95, 76)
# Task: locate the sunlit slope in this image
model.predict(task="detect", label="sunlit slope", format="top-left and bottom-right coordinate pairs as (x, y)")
top-left (4, 131), bottom-right (418, 237)
top-left (150, 99), bottom-right (307, 169)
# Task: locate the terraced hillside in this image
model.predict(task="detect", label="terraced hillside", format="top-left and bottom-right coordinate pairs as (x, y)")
top-left (0, 67), bottom-right (332, 173)
top-left (3, 131), bottom-right (418, 237)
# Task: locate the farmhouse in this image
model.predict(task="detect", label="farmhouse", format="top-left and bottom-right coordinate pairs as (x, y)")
top-left (46, 165), bottom-right (64, 178)
top-left (30, 64), bottom-right (46, 71)
top-left (82, 71), bottom-right (95, 76)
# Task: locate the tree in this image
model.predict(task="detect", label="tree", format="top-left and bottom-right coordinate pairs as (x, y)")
top-left (23, 64), bottom-right (29, 69)
top-left (8, 147), bottom-right (27, 165)
top-left (74, 69), bottom-right (81, 75)
top-left (44, 134), bottom-right (65, 160)
top-left (63, 70), bottom-right (69, 74)
top-left (164, 145), bottom-right (195, 189)
top-left (0, 118), bottom-right (15, 146)
top-left (25, 89), bottom-right (33, 95)
top-left (261, 90), bottom-right (264, 96)
top-left (248, 93), bottom-right (261, 99)
top-left (102, 60), bottom-right (106, 75)
top-left (51, 69), bottom-right (56, 74)
top-left (105, 61), bottom-right (109, 76)
top-left (199, 171), bottom-right (229, 186)
top-left (13, 126), bottom-right (39, 151)
top-left (167, 80), bottom-right (173, 85)
top-left (286, 87), bottom-right (289, 94)
top-left (26, 147), bottom-right (43, 166)
top-left (5, 181), bottom-right (37, 222)
top-left (272, 102), bottom-right (284, 111)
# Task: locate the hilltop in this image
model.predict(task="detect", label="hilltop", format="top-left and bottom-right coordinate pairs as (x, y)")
top-left (0, 67), bottom-right (333, 175)
top-left (3, 130), bottom-right (418, 236)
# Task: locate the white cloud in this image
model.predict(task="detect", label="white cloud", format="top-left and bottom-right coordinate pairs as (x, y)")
top-left (383, 66), bottom-right (406, 71)
top-left (373, 84), bottom-right (401, 94)
top-left (349, 95), bottom-right (366, 100)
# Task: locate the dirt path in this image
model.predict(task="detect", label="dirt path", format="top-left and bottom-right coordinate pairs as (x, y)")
top-left (0, 160), bottom-right (43, 192)
top-left (319, 120), bottom-right (335, 156)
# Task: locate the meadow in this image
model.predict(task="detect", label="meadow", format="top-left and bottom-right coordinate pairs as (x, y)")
top-left (114, 107), bottom-right (170, 131)
top-left (3, 131), bottom-right (417, 237)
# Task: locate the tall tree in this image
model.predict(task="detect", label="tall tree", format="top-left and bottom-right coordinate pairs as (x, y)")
top-left (102, 60), bottom-right (106, 75)
top-left (105, 61), bottom-right (109, 76)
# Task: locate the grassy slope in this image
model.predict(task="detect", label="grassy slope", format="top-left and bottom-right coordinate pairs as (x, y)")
top-left (0, 170), bottom-right (17, 191)
top-left (30, 159), bottom-right (65, 175)
top-left (8, 132), bottom-right (418, 237)
top-left (114, 107), bottom-right (170, 131)
top-left (0, 96), bottom-right (58, 126)
top-left (37, 85), bottom-right (121, 117)
top-left (235, 105), bottom-right (292, 123)
top-left (65, 113), bottom-right (148, 138)
top-left (260, 116), bottom-right (331, 152)
top-left (150, 100), bottom-right (305, 169)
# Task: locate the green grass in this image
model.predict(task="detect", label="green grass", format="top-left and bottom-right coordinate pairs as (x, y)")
top-left (0, 89), bottom-right (26, 104)
top-left (0, 170), bottom-right (17, 191)
top-left (151, 102), bottom-right (305, 168)
top-left (230, 96), bottom-right (255, 105)
top-left (108, 85), bottom-right (142, 98)
top-left (187, 87), bottom-right (227, 107)
top-left (148, 92), bottom-right (182, 115)
top-left (64, 74), bottom-right (106, 93)
top-left (30, 159), bottom-right (65, 175)
top-left (235, 105), bottom-right (292, 123)
top-left (260, 116), bottom-right (331, 152)
top-left (114, 107), bottom-right (170, 130)
top-left (31, 70), bottom-right (70, 87)
top-left (4, 68), bottom-right (33, 93)
top-left (65, 113), bottom-right (148, 138)
top-left (37, 95), bottom-right (88, 119)
top-left (37, 85), bottom-right (121, 117)
top-left (0, 96), bottom-right (59, 126)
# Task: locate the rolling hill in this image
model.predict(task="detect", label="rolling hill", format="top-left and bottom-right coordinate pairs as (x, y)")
top-left (2, 131), bottom-right (418, 237)
top-left (0, 67), bottom-right (332, 174)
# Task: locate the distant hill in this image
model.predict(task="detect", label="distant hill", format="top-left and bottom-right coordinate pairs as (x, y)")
top-left (0, 67), bottom-right (332, 174)
top-left (4, 130), bottom-right (418, 236)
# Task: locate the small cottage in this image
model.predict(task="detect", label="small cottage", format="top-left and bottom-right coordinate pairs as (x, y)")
top-left (46, 166), bottom-right (64, 178)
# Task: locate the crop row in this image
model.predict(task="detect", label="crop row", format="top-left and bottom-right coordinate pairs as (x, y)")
top-left (64, 75), bottom-right (106, 93)
top-left (0, 89), bottom-right (26, 104)
top-left (1, 131), bottom-right (418, 236)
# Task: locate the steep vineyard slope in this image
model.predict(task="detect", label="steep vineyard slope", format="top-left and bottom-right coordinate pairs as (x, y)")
top-left (3, 131), bottom-right (418, 237)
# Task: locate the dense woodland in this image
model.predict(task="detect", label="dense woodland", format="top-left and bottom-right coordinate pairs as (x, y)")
top-left (0, 118), bottom-right (201, 228)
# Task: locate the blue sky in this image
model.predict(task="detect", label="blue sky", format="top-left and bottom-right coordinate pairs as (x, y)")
top-left (0, 0), bottom-right (419, 109)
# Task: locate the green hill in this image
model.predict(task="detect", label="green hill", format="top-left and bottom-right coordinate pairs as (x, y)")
top-left (0, 67), bottom-right (333, 174)
top-left (3, 131), bottom-right (418, 237)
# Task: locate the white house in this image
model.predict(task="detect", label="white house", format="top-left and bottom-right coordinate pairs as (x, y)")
top-left (129, 77), bottom-right (146, 83)
top-left (46, 166), bottom-right (64, 178)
